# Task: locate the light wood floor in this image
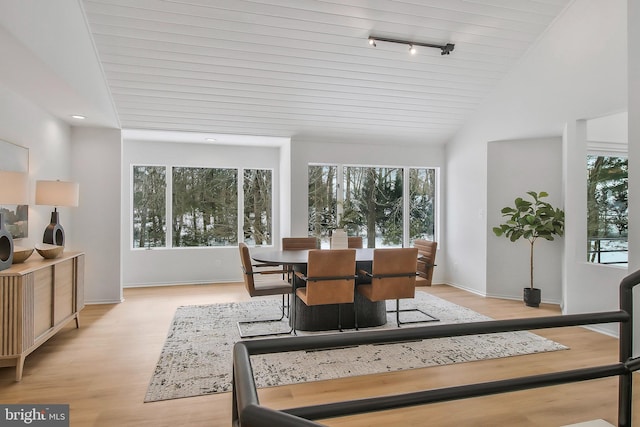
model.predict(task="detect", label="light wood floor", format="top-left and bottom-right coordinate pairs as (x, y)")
top-left (0, 283), bottom-right (636, 426)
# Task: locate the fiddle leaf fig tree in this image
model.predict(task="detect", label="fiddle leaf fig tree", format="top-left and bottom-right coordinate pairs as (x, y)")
top-left (492, 191), bottom-right (565, 289)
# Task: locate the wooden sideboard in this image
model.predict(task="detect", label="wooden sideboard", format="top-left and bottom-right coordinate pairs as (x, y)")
top-left (0, 251), bottom-right (84, 381)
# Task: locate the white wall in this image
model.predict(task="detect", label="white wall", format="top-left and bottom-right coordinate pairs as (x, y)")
top-left (121, 139), bottom-right (282, 287)
top-left (446, 0), bottom-right (628, 315)
top-left (290, 138), bottom-right (447, 284)
top-left (0, 83), bottom-right (72, 251)
top-left (628, 0), bottom-right (640, 351)
top-left (0, 84), bottom-right (123, 304)
top-left (487, 137), bottom-right (563, 303)
top-left (70, 127), bottom-right (122, 303)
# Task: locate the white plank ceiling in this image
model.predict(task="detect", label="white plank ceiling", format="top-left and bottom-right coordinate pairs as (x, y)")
top-left (82, 0), bottom-right (573, 144)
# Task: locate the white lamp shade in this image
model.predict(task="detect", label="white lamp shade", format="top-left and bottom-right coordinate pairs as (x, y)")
top-left (0, 170), bottom-right (29, 205)
top-left (35, 180), bottom-right (79, 207)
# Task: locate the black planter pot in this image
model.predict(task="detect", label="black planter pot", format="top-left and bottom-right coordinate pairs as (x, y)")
top-left (523, 287), bottom-right (541, 308)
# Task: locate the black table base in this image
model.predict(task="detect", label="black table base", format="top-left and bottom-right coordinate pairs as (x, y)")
top-left (292, 292), bottom-right (386, 331)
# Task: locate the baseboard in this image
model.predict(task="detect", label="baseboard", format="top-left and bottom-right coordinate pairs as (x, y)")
top-left (561, 420), bottom-right (614, 427)
top-left (437, 281), bottom-right (488, 297)
top-left (123, 280), bottom-right (238, 288)
top-left (581, 324), bottom-right (619, 339)
top-left (85, 298), bottom-right (124, 305)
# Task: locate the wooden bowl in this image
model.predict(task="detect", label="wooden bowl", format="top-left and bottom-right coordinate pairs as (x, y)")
top-left (12, 246), bottom-right (34, 263)
top-left (35, 243), bottom-right (64, 259)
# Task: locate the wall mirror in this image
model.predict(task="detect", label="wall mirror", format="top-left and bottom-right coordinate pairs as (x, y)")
top-left (0, 139), bottom-right (29, 172)
top-left (0, 139), bottom-right (29, 238)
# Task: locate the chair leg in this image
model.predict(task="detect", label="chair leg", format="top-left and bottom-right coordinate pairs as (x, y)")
top-left (388, 299), bottom-right (439, 327)
top-left (337, 304), bottom-right (342, 332)
top-left (354, 300), bottom-right (359, 331)
top-left (292, 292), bottom-right (298, 336)
top-left (282, 293), bottom-right (291, 318)
top-left (237, 293), bottom-right (294, 339)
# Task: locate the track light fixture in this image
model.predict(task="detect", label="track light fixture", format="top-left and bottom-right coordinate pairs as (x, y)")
top-left (368, 36), bottom-right (454, 56)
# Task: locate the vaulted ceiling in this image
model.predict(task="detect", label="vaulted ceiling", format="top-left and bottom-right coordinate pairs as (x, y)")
top-left (1, 0), bottom-right (574, 145)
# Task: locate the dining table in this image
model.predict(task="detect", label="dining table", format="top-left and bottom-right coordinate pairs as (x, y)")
top-left (251, 248), bottom-right (387, 331)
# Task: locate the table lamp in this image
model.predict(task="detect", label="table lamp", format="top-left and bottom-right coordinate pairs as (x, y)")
top-left (0, 171), bottom-right (29, 271)
top-left (35, 180), bottom-right (79, 247)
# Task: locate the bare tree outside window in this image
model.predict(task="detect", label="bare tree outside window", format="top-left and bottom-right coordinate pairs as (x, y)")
top-left (243, 169), bottom-right (272, 245)
top-left (172, 167), bottom-right (238, 247)
top-left (342, 166), bottom-right (403, 248)
top-left (586, 155), bottom-right (628, 265)
top-left (308, 165), bottom-right (437, 248)
top-left (133, 166), bottom-right (166, 248)
top-left (308, 165), bottom-right (338, 245)
top-left (409, 168), bottom-right (436, 242)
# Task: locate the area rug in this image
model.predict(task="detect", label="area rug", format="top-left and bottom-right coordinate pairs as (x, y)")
top-left (144, 292), bottom-right (567, 402)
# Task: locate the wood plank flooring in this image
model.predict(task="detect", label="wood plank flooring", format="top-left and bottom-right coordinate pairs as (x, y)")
top-left (0, 283), bottom-right (636, 426)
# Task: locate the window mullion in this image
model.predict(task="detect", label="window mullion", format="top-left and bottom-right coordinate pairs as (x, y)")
top-left (238, 168), bottom-right (244, 245)
top-left (166, 166), bottom-right (172, 248)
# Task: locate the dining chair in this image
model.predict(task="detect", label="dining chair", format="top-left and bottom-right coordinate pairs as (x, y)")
top-left (282, 236), bottom-right (319, 250)
top-left (413, 239), bottom-right (437, 286)
top-left (347, 236), bottom-right (363, 248)
top-left (237, 243), bottom-right (293, 338)
top-left (281, 237), bottom-right (319, 280)
top-left (293, 249), bottom-right (357, 334)
top-left (357, 248), bottom-right (439, 327)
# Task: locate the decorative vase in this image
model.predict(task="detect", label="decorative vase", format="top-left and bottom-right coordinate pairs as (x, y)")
top-left (523, 287), bottom-right (541, 308)
top-left (0, 214), bottom-right (14, 271)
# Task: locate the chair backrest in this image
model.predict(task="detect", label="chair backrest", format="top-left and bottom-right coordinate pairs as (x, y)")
top-left (414, 239), bottom-right (437, 285)
top-left (368, 248), bottom-right (419, 301)
top-left (347, 236), bottom-right (363, 248)
top-left (304, 249), bottom-right (356, 306)
top-left (238, 242), bottom-right (257, 295)
top-left (282, 237), bottom-right (319, 250)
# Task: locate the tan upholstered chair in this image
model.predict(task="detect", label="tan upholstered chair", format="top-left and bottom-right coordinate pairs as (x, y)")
top-left (237, 243), bottom-right (292, 338)
top-left (294, 249), bottom-right (357, 333)
top-left (281, 237), bottom-right (319, 280)
top-left (413, 239), bottom-right (437, 286)
top-left (348, 236), bottom-right (363, 248)
top-left (357, 248), bottom-right (438, 327)
top-left (282, 237), bottom-right (319, 250)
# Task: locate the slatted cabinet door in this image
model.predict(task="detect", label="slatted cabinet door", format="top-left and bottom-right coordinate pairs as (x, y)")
top-left (0, 252), bottom-right (84, 381)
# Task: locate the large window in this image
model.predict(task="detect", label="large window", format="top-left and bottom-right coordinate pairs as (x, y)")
top-left (308, 164), bottom-right (437, 248)
top-left (132, 166), bottom-right (272, 248)
top-left (342, 166), bottom-right (403, 247)
top-left (243, 169), bottom-right (273, 245)
top-left (409, 168), bottom-right (436, 242)
top-left (172, 167), bottom-right (238, 247)
top-left (133, 166), bottom-right (166, 248)
top-left (586, 154), bottom-right (628, 265)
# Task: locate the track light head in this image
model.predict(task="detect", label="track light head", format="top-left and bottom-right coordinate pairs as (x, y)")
top-left (409, 45), bottom-right (417, 55)
top-left (440, 43), bottom-right (455, 55)
top-left (368, 38), bottom-right (376, 47)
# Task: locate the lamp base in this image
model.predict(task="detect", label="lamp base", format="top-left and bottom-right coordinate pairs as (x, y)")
top-left (43, 210), bottom-right (65, 246)
top-left (0, 212), bottom-right (14, 271)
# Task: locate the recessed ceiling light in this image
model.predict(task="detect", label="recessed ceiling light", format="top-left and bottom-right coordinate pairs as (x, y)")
top-left (71, 115), bottom-right (86, 120)
top-left (205, 138), bottom-right (217, 142)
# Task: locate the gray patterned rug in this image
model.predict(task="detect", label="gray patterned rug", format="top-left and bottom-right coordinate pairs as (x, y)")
top-left (144, 292), bottom-right (567, 402)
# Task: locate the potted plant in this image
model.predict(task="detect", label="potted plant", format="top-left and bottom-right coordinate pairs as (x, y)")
top-left (492, 191), bottom-right (565, 307)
